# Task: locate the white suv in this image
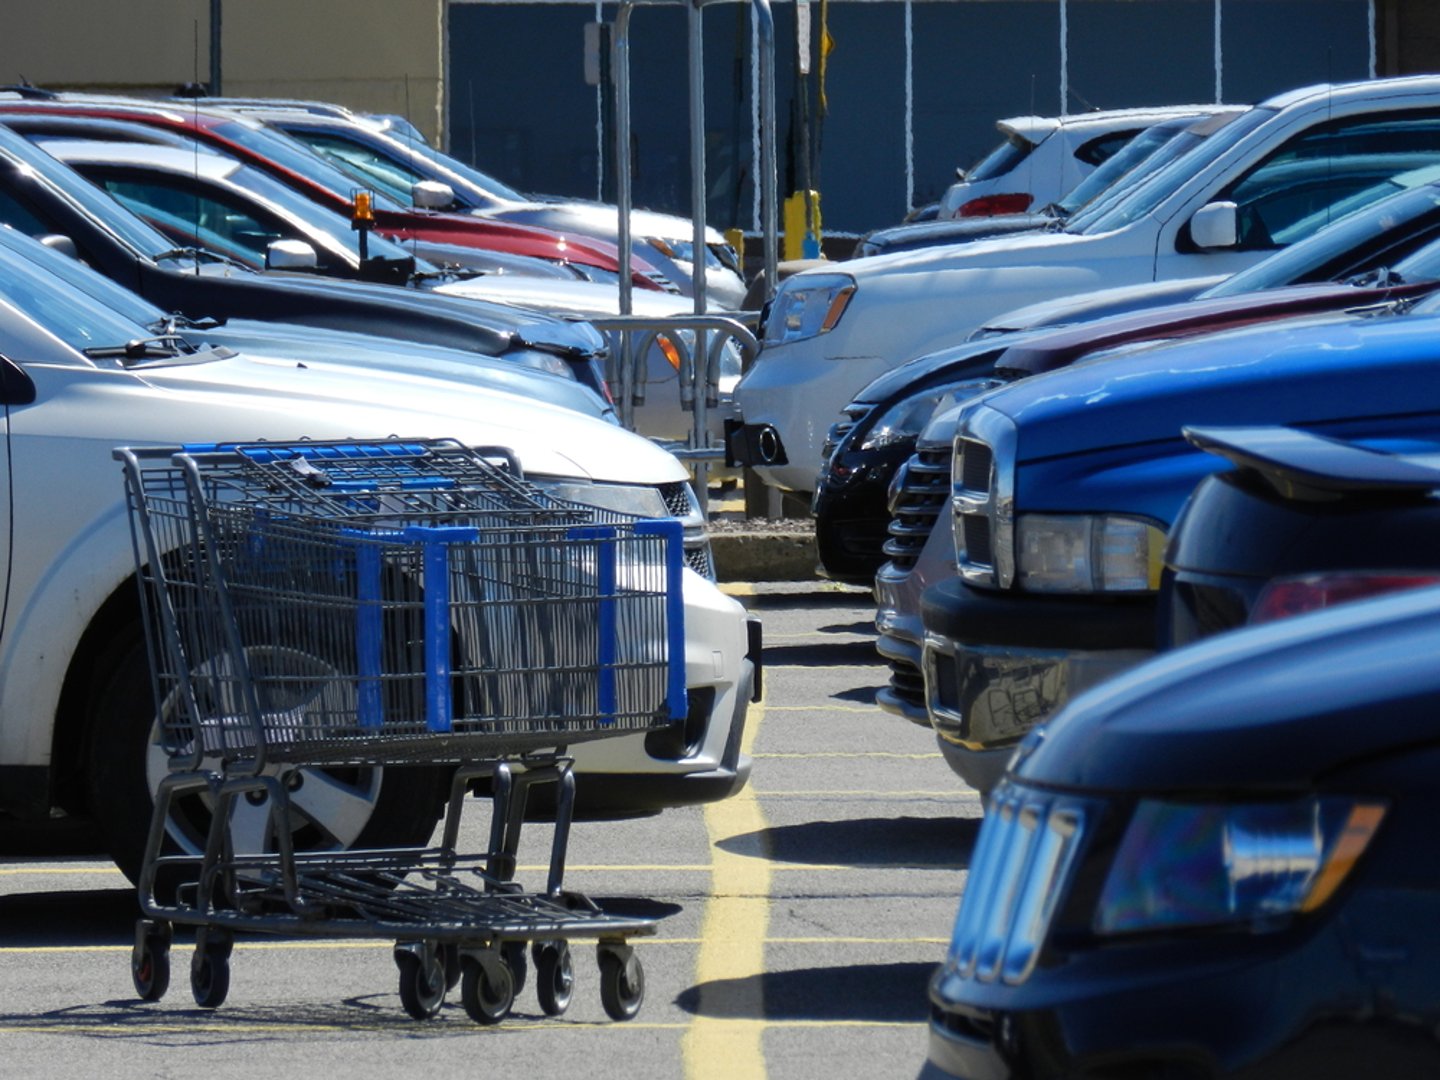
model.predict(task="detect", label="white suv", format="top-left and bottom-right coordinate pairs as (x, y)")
top-left (937, 106), bottom-right (1215, 219)
top-left (0, 237), bottom-right (758, 882)
top-left (736, 76), bottom-right (1440, 494)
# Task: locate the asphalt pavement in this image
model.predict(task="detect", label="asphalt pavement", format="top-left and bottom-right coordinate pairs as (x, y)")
top-left (0, 579), bottom-right (982, 1080)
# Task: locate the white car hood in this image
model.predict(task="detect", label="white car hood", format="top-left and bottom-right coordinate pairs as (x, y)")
top-left (833, 227), bottom-right (1103, 284)
top-left (120, 352), bottom-right (686, 484)
top-left (489, 200), bottom-right (726, 245)
top-left (432, 276), bottom-right (693, 319)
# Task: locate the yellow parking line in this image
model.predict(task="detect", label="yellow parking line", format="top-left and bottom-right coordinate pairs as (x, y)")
top-left (682, 701), bottom-right (770, 1080)
top-left (761, 705), bottom-right (875, 713)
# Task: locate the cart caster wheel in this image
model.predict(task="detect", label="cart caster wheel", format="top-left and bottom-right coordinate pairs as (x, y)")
top-left (396, 949), bottom-right (447, 1020)
top-left (190, 940), bottom-right (232, 1009)
top-left (534, 941), bottom-right (574, 1017)
top-left (502, 940), bottom-right (528, 997)
top-left (598, 947), bottom-right (644, 1021)
top-left (132, 919), bottom-right (172, 1002)
top-left (461, 953), bottom-right (514, 1025)
top-left (441, 943), bottom-right (462, 992)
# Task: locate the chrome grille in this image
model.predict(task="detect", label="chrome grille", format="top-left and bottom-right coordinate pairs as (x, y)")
top-left (953, 436), bottom-right (995, 579)
top-left (960, 440), bottom-right (993, 492)
top-left (686, 542), bottom-right (715, 582)
top-left (659, 481), bottom-right (694, 518)
top-left (950, 783), bottom-right (1089, 986)
top-left (882, 446), bottom-right (951, 571)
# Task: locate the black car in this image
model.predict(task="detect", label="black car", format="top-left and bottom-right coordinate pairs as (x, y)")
top-left (926, 582), bottom-right (1440, 1079)
top-left (1161, 424), bottom-right (1440, 647)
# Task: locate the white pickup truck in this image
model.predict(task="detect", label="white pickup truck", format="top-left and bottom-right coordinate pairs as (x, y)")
top-left (734, 75), bottom-right (1440, 494)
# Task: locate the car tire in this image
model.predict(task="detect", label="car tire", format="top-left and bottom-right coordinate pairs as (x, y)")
top-left (85, 627), bottom-right (450, 885)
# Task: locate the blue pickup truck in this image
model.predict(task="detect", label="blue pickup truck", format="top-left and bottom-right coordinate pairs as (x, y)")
top-left (918, 303), bottom-right (1440, 793)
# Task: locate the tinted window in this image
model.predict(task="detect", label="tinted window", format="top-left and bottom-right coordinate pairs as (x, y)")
top-left (1074, 129), bottom-right (1141, 167)
top-left (965, 132), bottom-right (1033, 182)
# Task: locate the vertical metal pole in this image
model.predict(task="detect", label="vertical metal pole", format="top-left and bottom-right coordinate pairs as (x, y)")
top-left (688, 0), bottom-right (710, 508)
top-left (613, 4), bottom-right (638, 434)
top-left (209, 0), bottom-right (223, 95)
top-left (756, 0), bottom-right (778, 304)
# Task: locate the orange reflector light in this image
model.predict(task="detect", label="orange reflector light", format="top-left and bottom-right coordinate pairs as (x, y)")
top-left (1301, 802), bottom-right (1387, 913)
top-left (658, 335), bottom-right (682, 371)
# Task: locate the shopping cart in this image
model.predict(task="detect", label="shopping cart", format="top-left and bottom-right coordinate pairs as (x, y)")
top-left (114, 438), bottom-right (688, 1023)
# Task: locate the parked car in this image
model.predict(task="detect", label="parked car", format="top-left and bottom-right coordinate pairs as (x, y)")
top-left (856, 111), bottom-right (1233, 259)
top-left (919, 301), bottom-right (1440, 794)
top-left (0, 219), bottom-right (761, 884)
top-left (0, 97), bottom-right (673, 293)
top-left (926, 582), bottom-right (1440, 1080)
top-left (818, 167), bottom-right (1440, 585)
top-left (1161, 425), bottom-right (1440, 648)
top-left (733, 76), bottom-right (1440, 495)
top-left (206, 98), bottom-right (749, 309)
top-left (936, 106), bottom-right (1213, 220)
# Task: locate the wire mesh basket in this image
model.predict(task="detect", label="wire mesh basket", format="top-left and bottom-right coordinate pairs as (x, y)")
top-left (117, 439), bottom-right (687, 769)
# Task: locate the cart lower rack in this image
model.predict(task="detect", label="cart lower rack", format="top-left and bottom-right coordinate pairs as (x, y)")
top-left (116, 439), bottom-right (687, 1022)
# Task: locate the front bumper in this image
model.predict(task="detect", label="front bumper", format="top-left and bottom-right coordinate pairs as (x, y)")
top-left (567, 574), bottom-right (762, 811)
top-left (919, 577), bottom-right (1154, 753)
top-left (813, 442), bottom-right (915, 586)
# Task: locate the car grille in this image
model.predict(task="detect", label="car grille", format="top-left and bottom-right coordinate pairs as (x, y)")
top-left (881, 445), bottom-right (951, 571)
top-left (886, 656), bottom-right (926, 707)
top-left (950, 782), bottom-right (1091, 986)
top-left (659, 481), bottom-right (694, 518)
top-left (686, 541), bottom-right (715, 581)
top-left (954, 436), bottom-right (996, 583)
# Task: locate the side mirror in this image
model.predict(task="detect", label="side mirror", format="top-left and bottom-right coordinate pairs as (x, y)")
top-left (1190, 201), bottom-right (1239, 250)
top-left (265, 238), bottom-right (319, 270)
top-left (0, 353), bottom-right (36, 406)
top-left (954, 167), bottom-right (967, 182)
top-left (36, 234), bottom-right (79, 260)
top-left (412, 180), bottom-right (457, 211)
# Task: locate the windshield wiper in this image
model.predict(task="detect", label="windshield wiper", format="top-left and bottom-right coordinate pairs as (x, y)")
top-left (83, 334), bottom-right (189, 364)
top-left (152, 246), bottom-right (252, 272)
top-left (1347, 266), bottom-right (1405, 288)
top-left (147, 313), bottom-right (224, 335)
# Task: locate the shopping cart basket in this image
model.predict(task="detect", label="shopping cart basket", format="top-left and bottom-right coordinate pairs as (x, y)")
top-left (114, 438), bottom-right (688, 1023)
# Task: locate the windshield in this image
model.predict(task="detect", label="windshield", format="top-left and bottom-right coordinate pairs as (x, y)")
top-left (1202, 174), bottom-right (1440, 297)
top-left (1069, 107), bottom-right (1275, 234)
top-left (1052, 120), bottom-right (1189, 217)
top-left (0, 124), bottom-right (179, 259)
top-left (81, 153), bottom-right (427, 272)
top-left (0, 224), bottom-right (167, 354)
top-left (209, 119), bottom-right (408, 212)
top-left (0, 223), bottom-right (167, 324)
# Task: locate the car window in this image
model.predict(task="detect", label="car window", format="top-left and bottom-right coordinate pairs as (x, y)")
top-left (1074, 129), bottom-right (1141, 167)
top-left (1206, 112), bottom-right (1440, 252)
top-left (88, 172), bottom-right (286, 268)
top-left (965, 132), bottom-right (1033, 182)
top-left (1055, 121), bottom-right (1187, 216)
top-left (287, 130), bottom-right (422, 206)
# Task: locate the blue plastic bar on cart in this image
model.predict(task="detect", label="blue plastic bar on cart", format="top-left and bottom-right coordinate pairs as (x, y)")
top-left (182, 441), bottom-right (432, 462)
top-left (352, 539), bottom-right (385, 729)
top-left (404, 525), bottom-right (481, 732)
top-left (635, 519), bottom-right (687, 721)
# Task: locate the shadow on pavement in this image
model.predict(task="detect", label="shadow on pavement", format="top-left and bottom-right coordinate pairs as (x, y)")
top-left (718, 815), bottom-right (980, 870)
top-left (675, 961), bottom-right (933, 1022)
top-left (0, 888), bottom-right (137, 947)
top-left (763, 640), bottom-right (884, 667)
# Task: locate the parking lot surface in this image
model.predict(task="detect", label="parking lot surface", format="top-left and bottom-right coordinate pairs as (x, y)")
top-left (0, 580), bottom-right (981, 1080)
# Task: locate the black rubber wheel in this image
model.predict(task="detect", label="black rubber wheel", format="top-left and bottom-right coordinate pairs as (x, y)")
top-left (598, 950), bottom-right (644, 1021)
top-left (534, 942), bottom-right (574, 1017)
top-left (131, 920), bottom-right (172, 1002)
top-left (396, 950), bottom-right (446, 1020)
top-left (85, 631), bottom-right (450, 886)
top-left (441, 943), bottom-right (462, 992)
top-left (461, 955), bottom-right (514, 1025)
top-left (190, 944), bottom-right (231, 1009)
top-left (502, 940), bottom-right (528, 997)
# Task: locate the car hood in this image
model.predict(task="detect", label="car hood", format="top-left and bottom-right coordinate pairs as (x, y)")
top-left (996, 281), bottom-right (1435, 377)
top-left (1014, 584), bottom-right (1440, 793)
top-left (977, 308), bottom-right (1440, 463)
top-left (853, 333), bottom-right (1033, 405)
top-left (431, 275), bottom-right (692, 319)
top-left (978, 276), bottom-right (1230, 335)
top-left (857, 213), bottom-right (1052, 256)
top-left (811, 227), bottom-right (1104, 284)
top-left (123, 351), bottom-right (683, 483)
top-left (488, 200), bottom-right (726, 245)
top-left (193, 319), bottom-right (610, 419)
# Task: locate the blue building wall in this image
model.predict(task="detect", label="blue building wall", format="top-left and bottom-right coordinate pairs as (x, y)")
top-left (447, 0), bottom-right (1373, 235)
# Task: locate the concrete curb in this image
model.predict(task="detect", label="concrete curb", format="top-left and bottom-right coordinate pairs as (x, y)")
top-left (710, 530), bottom-right (819, 582)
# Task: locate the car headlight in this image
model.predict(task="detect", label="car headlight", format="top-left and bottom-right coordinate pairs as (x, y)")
top-left (859, 379), bottom-right (1003, 451)
top-left (499, 347), bottom-right (578, 379)
top-left (1015, 514), bottom-right (1167, 593)
top-left (762, 273), bottom-right (856, 346)
top-left (528, 478), bottom-right (670, 521)
top-left (645, 237), bottom-right (735, 275)
top-left (1096, 797), bottom-right (1387, 935)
